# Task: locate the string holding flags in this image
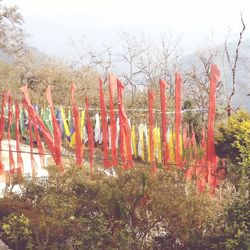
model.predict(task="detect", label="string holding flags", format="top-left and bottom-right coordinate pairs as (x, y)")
top-left (0, 64), bottom-right (224, 194)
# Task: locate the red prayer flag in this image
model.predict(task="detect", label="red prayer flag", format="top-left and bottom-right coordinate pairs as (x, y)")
top-left (108, 74), bottom-right (118, 166)
top-left (28, 105), bottom-right (46, 167)
top-left (21, 85), bottom-right (62, 170)
top-left (116, 81), bottom-right (126, 169)
top-left (208, 162), bottom-right (218, 195)
top-left (15, 101), bottom-right (23, 175)
top-left (33, 113), bottom-right (62, 168)
top-left (21, 85), bottom-right (45, 167)
top-left (200, 127), bottom-right (206, 165)
top-left (45, 85), bottom-right (63, 167)
top-left (117, 79), bottom-right (133, 169)
top-left (207, 64), bottom-right (220, 193)
top-left (207, 64), bottom-right (220, 164)
top-left (70, 83), bottom-right (83, 166)
top-left (99, 78), bottom-right (110, 168)
top-left (85, 97), bottom-right (94, 172)
top-left (159, 79), bottom-right (169, 166)
top-left (27, 114), bottom-right (37, 178)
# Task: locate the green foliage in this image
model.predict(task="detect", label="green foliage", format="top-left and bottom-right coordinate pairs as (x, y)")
top-left (0, 165), bottom-right (225, 249)
top-left (216, 110), bottom-right (250, 188)
top-left (213, 110), bottom-right (250, 250)
top-left (207, 190), bottom-right (250, 250)
top-left (224, 193), bottom-right (250, 250)
top-left (216, 110), bottom-right (250, 165)
top-left (0, 213), bottom-right (32, 250)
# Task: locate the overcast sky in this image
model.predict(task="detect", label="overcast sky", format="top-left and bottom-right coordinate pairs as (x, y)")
top-left (7, 0), bottom-right (250, 58)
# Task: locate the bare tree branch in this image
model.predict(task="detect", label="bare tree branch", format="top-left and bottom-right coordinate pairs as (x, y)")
top-left (225, 13), bottom-right (246, 117)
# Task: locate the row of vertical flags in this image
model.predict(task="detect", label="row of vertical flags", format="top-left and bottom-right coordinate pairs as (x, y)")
top-left (0, 64), bottom-right (223, 193)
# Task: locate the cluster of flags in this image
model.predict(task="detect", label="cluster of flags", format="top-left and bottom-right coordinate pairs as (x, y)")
top-left (0, 64), bottom-right (224, 194)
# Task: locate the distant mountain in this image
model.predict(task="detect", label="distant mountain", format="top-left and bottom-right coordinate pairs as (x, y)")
top-left (180, 39), bottom-right (250, 111)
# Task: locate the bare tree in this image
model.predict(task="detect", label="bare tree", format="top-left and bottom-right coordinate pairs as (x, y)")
top-left (136, 43), bottom-right (159, 88)
top-left (89, 44), bottom-right (113, 85)
top-left (70, 37), bottom-right (114, 95)
top-left (158, 34), bottom-right (180, 94)
top-left (117, 31), bottom-right (148, 103)
top-left (0, 0), bottom-right (26, 56)
top-left (70, 36), bottom-right (93, 69)
top-left (117, 31), bottom-right (180, 108)
top-left (183, 48), bottom-right (224, 122)
top-left (132, 33), bottom-right (180, 112)
top-left (224, 13), bottom-right (246, 117)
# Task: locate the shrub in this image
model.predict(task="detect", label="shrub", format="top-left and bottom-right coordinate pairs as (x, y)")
top-left (216, 110), bottom-right (250, 188)
top-left (0, 165), bottom-right (226, 249)
top-left (0, 213), bottom-right (32, 250)
top-left (214, 110), bottom-right (250, 250)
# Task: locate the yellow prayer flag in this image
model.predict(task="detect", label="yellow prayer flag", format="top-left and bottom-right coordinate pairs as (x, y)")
top-left (169, 130), bottom-right (175, 163)
top-left (60, 108), bottom-right (71, 138)
top-left (80, 110), bottom-right (85, 139)
top-left (70, 132), bottom-right (76, 147)
top-left (180, 132), bottom-right (183, 158)
top-left (131, 125), bottom-right (137, 157)
top-left (157, 127), bottom-right (162, 163)
top-left (138, 125), bottom-right (145, 161)
top-left (153, 127), bottom-right (158, 161)
top-left (147, 128), bottom-right (151, 162)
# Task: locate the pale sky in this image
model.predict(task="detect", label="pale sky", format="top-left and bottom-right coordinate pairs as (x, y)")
top-left (6, 0), bottom-right (250, 58)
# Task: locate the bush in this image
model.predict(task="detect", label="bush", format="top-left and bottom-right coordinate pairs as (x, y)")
top-left (216, 110), bottom-right (250, 164)
top-left (216, 110), bottom-right (250, 188)
top-left (0, 213), bottom-right (32, 250)
top-left (213, 110), bottom-right (250, 250)
top-left (0, 165), bottom-right (226, 249)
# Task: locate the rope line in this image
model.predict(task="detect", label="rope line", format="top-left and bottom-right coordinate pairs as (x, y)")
top-left (0, 148), bottom-right (220, 169)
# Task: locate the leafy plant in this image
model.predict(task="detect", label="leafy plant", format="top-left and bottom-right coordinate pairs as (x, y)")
top-left (0, 213), bottom-right (32, 250)
top-left (213, 110), bottom-right (250, 250)
top-left (216, 110), bottom-right (250, 188)
top-left (0, 165), bottom-right (227, 249)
